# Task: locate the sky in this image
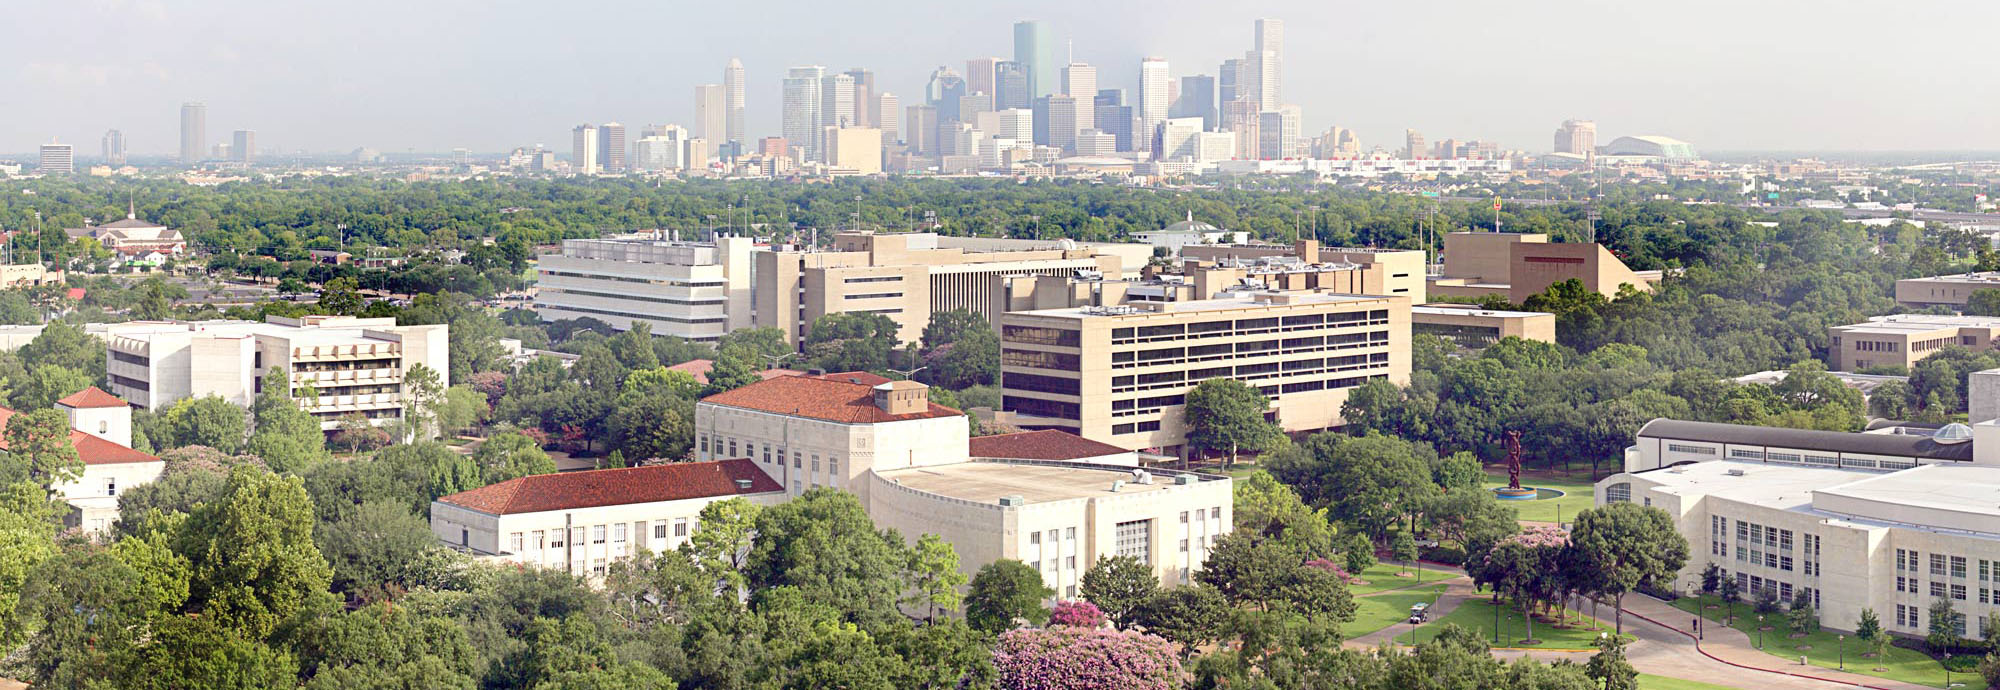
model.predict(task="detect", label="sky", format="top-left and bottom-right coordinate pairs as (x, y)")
top-left (11, 0), bottom-right (2000, 157)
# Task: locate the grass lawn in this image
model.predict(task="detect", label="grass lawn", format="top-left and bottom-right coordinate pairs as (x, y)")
top-left (1637, 674), bottom-right (1737, 690)
top-left (1346, 561), bottom-right (1463, 596)
top-left (1671, 595), bottom-right (1950, 688)
top-left (1482, 471), bottom-right (1597, 524)
top-left (1416, 596), bottom-right (1627, 649)
top-left (1344, 585), bottom-right (1447, 639)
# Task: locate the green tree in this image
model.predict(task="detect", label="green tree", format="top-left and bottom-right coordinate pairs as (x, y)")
top-left (1231, 469), bottom-right (1336, 558)
top-left (1788, 589), bottom-right (1817, 634)
top-left (919, 309), bottom-right (1000, 389)
top-left (473, 431), bottom-right (555, 484)
top-left (1930, 597), bottom-right (1964, 651)
top-left (19, 321), bottom-right (107, 384)
top-left (246, 370), bottom-right (332, 474)
top-left (1968, 289), bottom-right (2000, 317)
top-left (1585, 633), bottom-right (1639, 690)
top-left (606, 380), bottom-right (695, 462)
top-left (433, 385), bottom-right (488, 437)
top-left (1079, 554), bottom-right (1158, 629)
top-left (162, 395), bottom-right (248, 453)
top-left (179, 466), bottom-right (335, 640)
top-left (400, 362), bottom-right (446, 441)
top-left (685, 497), bottom-right (761, 594)
top-left (1392, 530), bottom-right (1420, 574)
top-left (5, 408), bottom-right (84, 490)
top-left (1183, 378), bottom-right (1280, 466)
top-left (703, 353), bottom-right (759, 395)
top-left (134, 614), bottom-right (301, 690)
top-left (1132, 584), bottom-right (1229, 659)
top-left (317, 276), bottom-right (364, 315)
top-left (965, 559), bottom-right (1052, 633)
top-left (745, 488), bottom-right (910, 622)
top-left (0, 481), bottom-right (62, 651)
top-left (315, 499), bottom-right (444, 602)
top-left (375, 441), bottom-right (478, 504)
top-left (1856, 607), bottom-right (1882, 643)
top-left (292, 603), bottom-right (479, 690)
top-left (803, 312), bottom-right (901, 373)
top-left (1568, 502), bottom-right (1689, 635)
top-left (1342, 533), bottom-right (1377, 581)
top-left (12, 364), bottom-right (91, 410)
top-left (1719, 575), bottom-right (1742, 624)
top-left (902, 533), bottom-right (966, 621)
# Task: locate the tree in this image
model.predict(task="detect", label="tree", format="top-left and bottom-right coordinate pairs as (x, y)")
top-left (1132, 585), bottom-right (1228, 659)
top-left (685, 497), bottom-right (761, 593)
top-left (1080, 554), bottom-right (1159, 629)
top-left (161, 395), bottom-right (248, 453)
top-left (883, 534), bottom-right (961, 626)
top-left (5, 408), bottom-right (83, 490)
top-left (1930, 597), bottom-right (1964, 652)
top-left (19, 321), bottom-right (106, 384)
top-left (1568, 502), bottom-right (1689, 635)
top-left (803, 312), bottom-right (901, 373)
top-left (1969, 288), bottom-right (2000, 317)
top-left (1231, 470), bottom-right (1335, 558)
top-left (605, 381), bottom-right (695, 462)
top-left (1718, 575), bottom-right (1742, 624)
top-left (1050, 600), bottom-right (1107, 628)
top-left (1700, 563), bottom-right (1722, 595)
top-left (292, 603), bottom-right (478, 690)
top-left (920, 309), bottom-right (1000, 389)
top-left (1342, 532), bottom-right (1377, 576)
top-left (375, 441), bottom-right (479, 504)
top-left (1392, 531), bottom-right (1420, 574)
top-left (0, 481), bottom-right (61, 652)
top-left (1183, 378), bottom-right (1280, 466)
top-left (1788, 589), bottom-right (1817, 634)
top-left (745, 488), bottom-right (910, 622)
top-left (317, 276), bottom-right (364, 315)
top-left (1585, 633), bottom-right (1639, 690)
top-left (1272, 433), bottom-right (1432, 542)
top-left (315, 499), bottom-right (444, 602)
top-left (12, 364), bottom-right (91, 411)
top-left (703, 353), bottom-right (759, 395)
top-left (179, 466), bottom-right (335, 640)
top-left (401, 362), bottom-right (446, 441)
top-left (433, 385), bottom-right (488, 437)
top-left (246, 370), bottom-right (332, 474)
top-left (991, 625), bottom-right (1181, 690)
top-left (1856, 607), bottom-right (1882, 643)
top-left (966, 559), bottom-right (1053, 633)
top-left (473, 430), bottom-right (554, 485)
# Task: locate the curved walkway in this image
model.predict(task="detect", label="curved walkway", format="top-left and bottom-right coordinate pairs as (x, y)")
top-left (1345, 577), bottom-right (1478, 648)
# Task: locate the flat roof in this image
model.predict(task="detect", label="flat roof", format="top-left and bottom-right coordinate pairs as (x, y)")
top-left (1631, 460), bottom-right (1873, 511)
top-left (1900, 272), bottom-right (2000, 284)
top-left (1412, 305), bottom-right (1551, 318)
top-left (1832, 314), bottom-right (2000, 332)
top-left (1012, 290), bottom-right (1388, 320)
top-left (1638, 418), bottom-right (1976, 462)
top-left (875, 461), bottom-right (1200, 504)
top-left (1814, 464), bottom-right (2000, 516)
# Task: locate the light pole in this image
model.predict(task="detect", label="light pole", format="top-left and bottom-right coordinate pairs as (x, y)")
top-left (1757, 615), bottom-right (1764, 649)
top-left (1837, 634), bottom-right (1844, 670)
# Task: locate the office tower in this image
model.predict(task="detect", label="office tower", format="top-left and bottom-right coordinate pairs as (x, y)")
top-left (179, 102), bottom-right (206, 164)
top-left (1252, 18), bottom-right (1283, 111)
top-left (977, 108), bottom-right (1034, 143)
top-left (598, 122), bottom-right (626, 172)
top-left (1094, 90), bottom-right (1133, 152)
top-left (876, 93), bottom-right (900, 144)
top-left (1030, 97), bottom-right (1052, 147)
top-left (958, 92), bottom-right (994, 123)
top-left (1137, 57), bottom-right (1171, 152)
top-left (1221, 100), bottom-right (1261, 159)
top-left (1012, 20), bottom-right (1056, 99)
top-left (1045, 95), bottom-right (1078, 151)
top-left (994, 61), bottom-right (1030, 110)
top-left (101, 129), bottom-right (126, 165)
top-left (1172, 75), bottom-right (1217, 130)
top-left (1061, 62), bottom-right (1096, 138)
top-left (573, 124), bottom-right (600, 174)
top-left (232, 130), bottom-right (256, 164)
top-left (1433, 138), bottom-right (1461, 159)
top-left (827, 127), bottom-right (883, 174)
top-left (782, 66), bottom-right (825, 162)
top-left (1405, 129), bottom-right (1426, 159)
top-left (724, 58), bottom-right (746, 153)
top-left (758, 137), bottom-right (788, 159)
top-left (1257, 107), bottom-right (1302, 160)
top-left (844, 69), bottom-right (875, 128)
top-left (1554, 119), bottom-right (1596, 156)
top-left (1152, 117), bottom-right (1202, 161)
top-left (39, 142), bottom-right (74, 174)
top-left (904, 104), bottom-right (937, 155)
top-left (821, 72), bottom-right (856, 130)
top-left (1196, 131), bottom-right (1237, 163)
top-left (695, 84), bottom-right (727, 158)
top-left (1246, 50), bottom-right (1280, 111)
top-left (966, 57), bottom-right (1000, 100)
top-left (1218, 59), bottom-right (1245, 105)
top-left (1255, 17), bottom-right (1284, 54)
top-left (926, 66), bottom-right (966, 124)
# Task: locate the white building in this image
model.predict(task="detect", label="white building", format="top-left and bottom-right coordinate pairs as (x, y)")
top-left (1131, 213), bottom-right (1249, 255)
top-left (572, 124), bottom-right (599, 175)
top-left (535, 235), bottom-right (759, 341)
top-left (429, 459), bottom-right (787, 578)
top-left (3, 387), bottom-right (163, 533)
top-left (100, 315), bottom-right (448, 430)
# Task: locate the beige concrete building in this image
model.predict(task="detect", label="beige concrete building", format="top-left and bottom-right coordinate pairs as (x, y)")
top-left (1826, 314), bottom-right (2000, 371)
top-left (755, 231), bottom-right (1127, 344)
top-left (997, 289), bottom-right (1409, 453)
top-left (1895, 272), bottom-right (2000, 309)
top-left (827, 127), bottom-right (884, 174)
top-left (99, 315), bottom-right (448, 430)
top-left (1, 387), bottom-right (163, 534)
top-left (1428, 232), bottom-right (1661, 304)
top-left (1410, 304), bottom-right (1557, 347)
top-left (535, 235), bottom-right (759, 342)
top-left (1180, 240), bottom-right (1427, 302)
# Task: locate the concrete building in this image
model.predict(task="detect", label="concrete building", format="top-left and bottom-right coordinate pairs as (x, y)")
top-left (694, 84), bottom-right (727, 159)
top-left (1173, 75), bottom-right (1216, 130)
top-left (598, 122), bottom-right (626, 172)
top-left (753, 230), bottom-right (1127, 344)
top-left (1410, 305), bottom-right (1557, 347)
top-left (1405, 129), bottom-right (1426, 159)
top-left (572, 124), bottom-right (599, 175)
top-left (534, 235), bottom-right (760, 341)
top-left (724, 58), bottom-right (746, 153)
top-left (430, 459), bottom-right (787, 579)
top-left (180, 102), bottom-right (206, 165)
top-left (1827, 314), bottom-right (2000, 371)
top-left (1599, 417), bottom-right (2000, 635)
top-left (1256, 107), bottom-right (1303, 160)
top-left (1252, 18), bottom-right (1283, 110)
top-left (39, 142), bottom-right (73, 174)
top-left (1138, 57), bottom-right (1170, 151)
top-left (2, 387), bottom-right (163, 534)
top-left (101, 129), bottom-right (126, 165)
top-left (1427, 232), bottom-right (1662, 304)
top-left (827, 127), bottom-right (883, 174)
top-left (231, 130), bottom-right (255, 164)
top-left (1554, 119), bottom-right (1596, 157)
top-left (1179, 240), bottom-right (1427, 301)
top-left (1894, 272), bottom-right (2000, 309)
top-left (996, 287), bottom-right (1409, 453)
top-left (63, 209), bottom-right (186, 264)
top-left (99, 315), bottom-right (448, 430)
top-left (782, 66), bottom-right (825, 162)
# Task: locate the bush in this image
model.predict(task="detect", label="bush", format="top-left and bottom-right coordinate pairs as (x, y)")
top-left (1419, 543), bottom-right (1467, 566)
top-left (1050, 600), bottom-right (1107, 628)
top-left (992, 626), bottom-right (1181, 690)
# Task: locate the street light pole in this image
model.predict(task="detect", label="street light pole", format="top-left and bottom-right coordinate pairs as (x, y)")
top-left (1837, 634), bottom-right (1844, 670)
top-left (1757, 615), bottom-right (1764, 649)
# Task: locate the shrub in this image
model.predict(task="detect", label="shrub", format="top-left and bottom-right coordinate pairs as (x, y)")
top-left (993, 625), bottom-right (1181, 690)
top-left (1050, 600), bottom-right (1107, 628)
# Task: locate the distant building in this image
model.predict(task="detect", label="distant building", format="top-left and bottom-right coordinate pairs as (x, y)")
top-left (1404, 129), bottom-right (1426, 159)
top-left (1599, 135), bottom-right (1698, 164)
top-left (724, 58), bottom-right (746, 152)
top-left (231, 130), bottom-right (255, 164)
top-left (1410, 304), bottom-right (1557, 348)
top-left (694, 85), bottom-right (727, 159)
top-left (180, 102), bottom-right (206, 164)
top-left (572, 124), bottom-right (599, 174)
top-left (1553, 119), bottom-right (1596, 157)
top-left (782, 66), bottom-right (825, 162)
top-left (1132, 213), bottom-right (1247, 252)
top-left (598, 122), bottom-right (626, 172)
top-left (535, 235), bottom-right (760, 342)
top-left (1427, 232), bottom-right (1662, 304)
top-left (1827, 314), bottom-right (2000, 372)
top-left (101, 129), bottom-right (126, 165)
top-left (5, 388), bottom-right (162, 533)
top-left (1013, 20), bottom-right (1056, 99)
top-left (38, 142), bottom-right (73, 174)
top-left (1257, 106), bottom-right (1302, 159)
top-left (1172, 74), bottom-right (1216, 130)
top-left (965, 57), bottom-right (1000, 101)
top-left (827, 127), bottom-right (883, 174)
top-left (63, 207), bottom-right (186, 263)
top-left (1893, 272), bottom-right (2000, 309)
top-left (1138, 57), bottom-right (1170, 151)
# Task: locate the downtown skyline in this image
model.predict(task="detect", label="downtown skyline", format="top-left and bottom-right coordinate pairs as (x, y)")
top-left (13, 0), bottom-right (2000, 156)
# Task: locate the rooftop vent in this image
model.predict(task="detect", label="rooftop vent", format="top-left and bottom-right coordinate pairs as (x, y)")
top-left (1725, 468), bottom-right (1747, 477)
top-left (1110, 480), bottom-right (1126, 493)
top-left (733, 479), bottom-right (753, 490)
top-left (998, 495), bottom-right (1025, 507)
top-left (1175, 474), bottom-right (1198, 485)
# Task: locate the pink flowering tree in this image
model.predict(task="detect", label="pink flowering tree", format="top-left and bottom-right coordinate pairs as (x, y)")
top-left (993, 626), bottom-right (1182, 690)
top-left (1304, 558), bottom-right (1354, 583)
top-left (1050, 600), bottom-right (1107, 628)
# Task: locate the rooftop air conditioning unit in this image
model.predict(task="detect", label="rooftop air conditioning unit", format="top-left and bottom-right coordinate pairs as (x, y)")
top-left (998, 495), bottom-right (1024, 507)
top-left (1110, 480), bottom-right (1126, 493)
top-left (1725, 468), bottom-right (1747, 477)
top-left (733, 479), bottom-right (753, 490)
top-left (1176, 474), bottom-right (1198, 485)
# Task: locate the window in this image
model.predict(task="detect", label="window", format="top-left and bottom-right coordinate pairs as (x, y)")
top-left (1115, 519), bottom-right (1153, 566)
top-left (105, 479), bottom-right (117, 496)
top-left (1933, 553), bottom-right (1948, 577)
top-left (510, 533), bottom-right (524, 552)
top-left (1179, 511), bottom-right (1189, 523)
top-left (1604, 483), bottom-right (1631, 503)
top-left (1954, 584), bottom-right (1968, 601)
top-left (728, 439), bottom-right (737, 457)
top-left (1066, 527), bottom-right (1076, 540)
top-left (700, 435), bottom-right (709, 453)
top-left (654, 523), bottom-right (667, 539)
top-left (1030, 532), bottom-right (1041, 545)
top-left (1953, 556), bottom-right (1968, 579)
top-left (1066, 555), bottom-right (1076, 569)
top-left (613, 524), bottom-right (627, 543)
top-left (592, 526), bottom-right (606, 544)
top-left (1667, 443), bottom-right (1717, 455)
top-left (1932, 581), bottom-right (1947, 598)
top-left (1179, 539), bottom-right (1190, 552)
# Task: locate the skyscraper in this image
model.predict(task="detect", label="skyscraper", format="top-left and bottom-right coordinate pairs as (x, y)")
top-left (1217, 59), bottom-right (1245, 106)
top-left (1252, 18), bottom-right (1283, 111)
top-left (1248, 50), bottom-right (1280, 111)
top-left (822, 73), bottom-right (857, 130)
top-left (1554, 119), bottom-right (1597, 157)
top-left (965, 57), bottom-right (1000, 101)
top-left (994, 61), bottom-right (1030, 110)
top-left (1405, 129), bottom-right (1426, 159)
top-left (724, 58), bottom-right (746, 153)
top-left (179, 102), bottom-right (206, 164)
top-left (849, 69), bottom-right (877, 128)
top-left (232, 130), bottom-right (256, 164)
top-left (573, 124), bottom-right (600, 174)
top-left (695, 84), bottom-right (728, 157)
top-left (1172, 75), bottom-right (1216, 131)
top-left (876, 92), bottom-right (900, 145)
top-left (1046, 94), bottom-right (1078, 151)
top-left (1094, 90), bottom-right (1133, 152)
top-left (1257, 107), bottom-right (1302, 160)
top-left (101, 129), bottom-right (126, 165)
top-left (39, 142), bottom-right (74, 174)
top-left (1222, 100), bottom-right (1261, 159)
top-left (1138, 57), bottom-right (1170, 152)
top-left (598, 122), bottom-right (626, 172)
top-left (927, 66), bottom-right (966, 124)
top-left (782, 66), bottom-right (825, 162)
top-left (1012, 20), bottom-right (1056, 100)
top-left (904, 104), bottom-right (937, 155)
top-left (1062, 62), bottom-right (1096, 140)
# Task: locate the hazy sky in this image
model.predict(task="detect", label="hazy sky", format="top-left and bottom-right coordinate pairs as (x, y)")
top-left (13, 0), bottom-right (2000, 156)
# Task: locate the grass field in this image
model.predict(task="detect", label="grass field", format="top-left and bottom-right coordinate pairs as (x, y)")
top-left (1671, 595), bottom-right (1950, 688)
top-left (1482, 471), bottom-right (1597, 524)
top-left (1415, 596), bottom-right (1628, 649)
top-left (1344, 585), bottom-right (1447, 639)
top-left (1638, 674), bottom-right (1738, 690)
top-left (1346, 561), bottom-right (1463, 596)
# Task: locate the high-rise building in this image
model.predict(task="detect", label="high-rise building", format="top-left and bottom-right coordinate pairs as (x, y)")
top-left (1554, 119), bottom-right (1597, 157)
top-left (1046, 95), bottom-right (1078, 151)
top-left (827, 127), bottom-right (883, 174)
top-left (1405, 129), bottom-right (1426, 159)
top-left (598, 122), bottom-right (626, 172)
top-left (1217, 59), bottom-right (1245, 106)
top-left (876, 93), bottom-right (900, 145)
top-left (1153, 117), bottom-right (1202, 161)
top-left (782, 66), bottom-right (825, 162)
top-left (724, 58), bottom-right (746, 153)
top-left (978, 108), bottom-right (1034, 143)
top-left (1248, 50), bottom-right (1280, 111)
top-left (573, 124), bottom-right (600, 174)
top-left (994, 61), bottom-right (1030, 110)
top-left (1172, 75), bottom-right (1217, 131)
top-left (904, 104), bottom-right (938, 155)
top-left (845, 69), bottom-right (875, 128)
top-left (1012, 20), bottom-right (1056, 99)
top-left (231, 130), bottom-right (256, 164)
top-left (1222, 100), bottom-right (1261, 159)
top-left (1094, 90), bottom-right (1133, 152)
top-left (179, 102), bottom-right (206, 164)
top-left (958, 92), bottom-right (994, 123)
top-left (821, 73), bottom-right (856, 130)
top-left (1257, 107), bottom-right (1302, 160)
top-left (1138, 57), bottom-right (1170, 152)
top-left (101, 129), bottom-right (126, 165)
top-left (1061, 62), bottom-right (1096, 140)
top-left (926, 66), bottom-right (966, 124)
top-left (39, 142), bottom-right (74, 174)
top-left (1252, 18), bottom-right (1283, 111)
top-left (966, 57), bottom-right (1000, 101)
top-left (695, 84), bottom-right (727, 158)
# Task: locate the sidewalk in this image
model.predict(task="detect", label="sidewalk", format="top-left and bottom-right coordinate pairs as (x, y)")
top-left (1617, 594), bottom-right (1935, 690)
top-left (1345, 578), bottom-right (1478, 649)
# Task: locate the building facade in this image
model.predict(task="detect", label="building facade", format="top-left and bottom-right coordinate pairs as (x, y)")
top-left (1827, 314), bottom-right (2000, 371)
top-left (534, 235), bottom-right (760, 341)
top-left (1428, 232), bottom-right (1662, 304)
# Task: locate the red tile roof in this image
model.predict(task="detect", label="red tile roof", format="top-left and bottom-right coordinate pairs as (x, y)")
top-left (970, 430), bottom-right (1135, 462)
top-left (435, 458), bottom-right (782, 515)
top-left (699, 374), bottom-right (962, 424)
top-left (56, 386), bottom-right (129, 409)
top-left (665, 359), bottom-right (803, 386)
top-left (809, 371), bottom-right (894, 386)
top-left (0, 407), bottom-right (158, 465)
